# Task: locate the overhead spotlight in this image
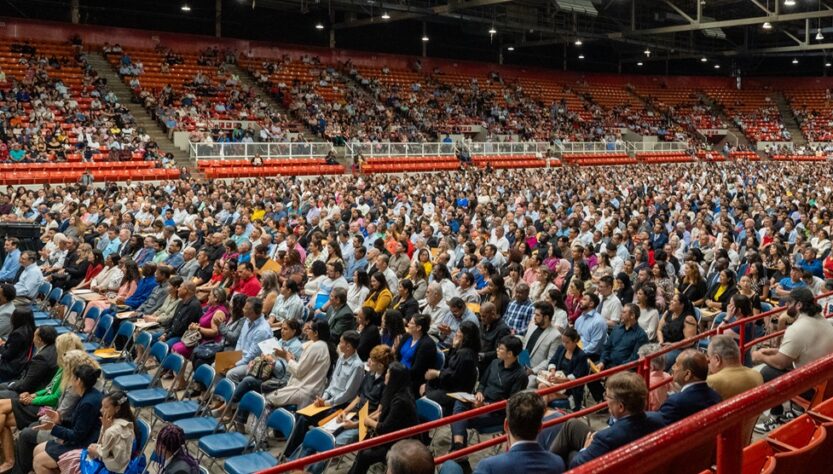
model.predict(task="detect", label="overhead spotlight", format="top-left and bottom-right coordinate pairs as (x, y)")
top-left (315, 23), bottom-right (324, 30)
top-left (575, 39), bottom-right (583, 46)
top-left (784, 0), bottom-right (796, 6)
top-left (701, 57), bottom-right (708, 62)
top-left (637, 61), bottom-right (644, 66)
top-left (644, 48), bottom-right (651, 57)
top-left (422, 35), bottom-right (429, 42)
top-left (488, 27), bottom-right (497, 35)
top-left (714, 64), bottom-right (720, 69)
top-left (181, 4), bottom-right (191, 11)
top-left (817, 29), bottom-right (825, 41)
top-left (578, 54), bottom-right (585, 59)
top-left (507, 46), bottom-right (514, 51)
top-left (792, 58), bottom-right (799, 64)
top-left (826, 62), bottom-right (832, 67)
top-left (381, 11), bottom-right (390, 19)
top-left (762, 22), bottom-right (772, 30)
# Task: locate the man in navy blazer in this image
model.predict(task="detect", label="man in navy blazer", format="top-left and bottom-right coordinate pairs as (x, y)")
top-left (651, 349), bottom-right (723, 425)
top-left (473, 391), bottom-right (565, 474)
top-left (548, 371), bottom-right (665, 468)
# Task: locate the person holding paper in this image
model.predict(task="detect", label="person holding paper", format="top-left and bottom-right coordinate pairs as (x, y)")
top-left (265, 320), bottom-right (334, 409)
top-left (334, 344), bottom-right (392, 446)
top-left (225, 297), bottom-right (272, 383)
top-left (284, 330), bottom-right (365, 455)
top-left (423, 320), bottom-right (480, 416)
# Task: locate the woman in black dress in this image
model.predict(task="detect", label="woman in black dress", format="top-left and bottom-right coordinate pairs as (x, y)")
top-left (423, 320), bottom-right (480, 416)
top-left (0, 308), bottom-right (35, 383)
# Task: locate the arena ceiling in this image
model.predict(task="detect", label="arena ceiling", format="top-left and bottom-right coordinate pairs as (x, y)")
top-left (10, 0), bottom-right (833, 75)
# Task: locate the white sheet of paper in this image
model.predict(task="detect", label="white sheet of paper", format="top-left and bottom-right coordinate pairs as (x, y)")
top-left (257, 338), bottom-right (281, 355)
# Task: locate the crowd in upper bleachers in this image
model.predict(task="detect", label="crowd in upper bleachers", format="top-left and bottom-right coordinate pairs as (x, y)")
top-left (0, 159), bottom-right (829, 473)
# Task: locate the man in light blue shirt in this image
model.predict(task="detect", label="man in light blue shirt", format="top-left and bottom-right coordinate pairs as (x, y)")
top-left (574, 292), bottom-right (608, 358)
top-left (226, 296), bottom-right (272, 383)
top-left (14, 251), bottom-right (44, 305)
top-left (0, 238), bottom-right (21, 282)
top-left (431, 297), bottom-right (479, 347)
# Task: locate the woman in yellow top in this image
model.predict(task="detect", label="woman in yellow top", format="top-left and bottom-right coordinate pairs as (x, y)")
top-left (704, 269), bottom-right (737, 312)
top-left (417, 248), bottom-right (433, 277)
top-left (363, 272), bottom-right (393, 316)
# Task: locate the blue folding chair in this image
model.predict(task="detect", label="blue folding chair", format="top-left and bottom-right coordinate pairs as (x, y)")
top-left (34, 288), bottom-right (62, 318)
top-left (126, 353), bottom-right (185, 411)
top-left (34, 282), bottom-right (52, 309)
top-left (111, 341), bottom-right (170, 391)
top-left (84, 314), bottom-right (114, 352)
top-left (175, 378), bottom-right (236, 440)
top-left (136, 418), bottom-right (151, 453)
top-left (101, 334), bottom-right (157, 385)
top-left (223, 408), bottom-right (297, 474)
top-left (197, 392), bottom-right (267, 466)
top-left (35, 293), bottom-right (72, 325)
top-left (93, 320), bottom-right (136, 362)
top-left (416, 397), bottom-right (444, 451)
top-left (153, 364), bottom-right (216, 429)
top-left (287, 428), bottom-right (336, 473)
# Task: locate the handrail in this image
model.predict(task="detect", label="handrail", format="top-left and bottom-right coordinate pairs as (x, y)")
top-left (570, 349), bottom-right (833, 473)
top-left (258, 291), bottom-right (833, 473)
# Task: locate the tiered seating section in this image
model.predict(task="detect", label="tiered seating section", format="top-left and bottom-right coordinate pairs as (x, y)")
top-left (198, 158), bottom-right (343, 179)
top-left (771, 154), bottom-right (827, 162)
top-left (360, 155), bottom-right (546, 173)
top-left (631, 84), bottom-right (726, 140)
top-left (562, 152), bottom-right (636, 166)
top-left (784, 87), bottom-right (833, 142)
top-left (110, 46), bottom-right (297, 142)
top-left (705, 87), bottom-right (787, 143)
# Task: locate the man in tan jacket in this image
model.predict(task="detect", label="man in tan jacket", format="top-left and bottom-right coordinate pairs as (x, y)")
top-left (706, 334), bottom-right (763, 443)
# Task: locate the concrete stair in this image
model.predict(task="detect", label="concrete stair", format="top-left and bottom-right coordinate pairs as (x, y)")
top-left (774, 92), bottom-right (807, 147)
top-left (228, 63), bottom-right (318, 141)
top-left (84, 51), bottom-right (196, 173)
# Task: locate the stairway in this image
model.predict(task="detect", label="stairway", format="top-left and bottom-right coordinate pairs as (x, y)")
top-left (698, 92), bottom-right (759, 156)
top-left (774, 92), bottom-right (808, 147)
top-left (228, 63), bottom-right (319, 142)
top-left (84, 52), bottom-right (196, 172)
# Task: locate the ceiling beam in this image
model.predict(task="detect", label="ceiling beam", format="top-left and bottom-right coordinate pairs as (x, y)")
top-left (332, 0), bottom-right (514, 29)
top-left (663, 0), bottom-right (695, 24)
top-left (612, 9), bottom-right (833, 36)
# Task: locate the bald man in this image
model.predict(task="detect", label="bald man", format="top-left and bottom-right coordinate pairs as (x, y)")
top-left (650, 348), bottom-right (722, 426)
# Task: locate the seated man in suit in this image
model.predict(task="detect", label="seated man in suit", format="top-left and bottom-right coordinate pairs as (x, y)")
top-left (651, 348), bottom-right (722, 425)
top-left (0, 325), bottom-right (58, 395)
top-left (440, 391), bottom-right (564, 474)
top-left (524, 301), bottom-right (561, 388)
top-left (547, 371), bottom-right (665, 468)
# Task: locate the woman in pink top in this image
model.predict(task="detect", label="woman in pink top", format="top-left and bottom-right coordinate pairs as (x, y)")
top-left (82, 260), bottom-right (140, 333)
top-left (172, 287), bottom-right (228, 390)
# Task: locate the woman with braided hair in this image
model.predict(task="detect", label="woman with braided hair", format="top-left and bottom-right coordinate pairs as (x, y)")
top-left (152, 424), bottom-right (199, 474)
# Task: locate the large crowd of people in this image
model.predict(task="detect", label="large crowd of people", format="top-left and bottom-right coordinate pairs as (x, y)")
top-left (0, 159), bottom-right (828, 472)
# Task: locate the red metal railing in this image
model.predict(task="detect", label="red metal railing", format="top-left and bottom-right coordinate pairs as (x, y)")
top-left (571, 349), bottom-right (833, 473)
top-left (259, 291), bottom-right (833, 473)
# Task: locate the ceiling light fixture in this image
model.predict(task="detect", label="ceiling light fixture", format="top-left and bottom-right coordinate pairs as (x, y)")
top-left (792, 58), bottom-right (799, 64)
top-left (315, 23), bottom-right (324, 30)
top-left (701, 57), bottom-right (708, 62)
top-left (762, 21), bottom-right (772, 30)
top-left (488, 27), bottom-right (497, 35)
top-left (637, 61), bottom-right (643, 66)
top-left (422, 35), bottom-right (429, 42)
top-left (181, 4), bottom-right (191, 11)
top-left (826, 62), bottom-right (832, 67)
top-left (817, 29), bottom-right (825, 40)
top-left (784, 0), bottom-right (796, 6)
top-left (381, 11), bottom-right (390, 19)
top-left (507, 46), bottom-right (514, 51)
top-left (578, 54), bottom-right (585, 59)
top-left (575, 39), bottom-right (583, 46)
top-left (714, 64), bottom-right (720, 69)
top-left (644, 48), bottom-right (651, 57)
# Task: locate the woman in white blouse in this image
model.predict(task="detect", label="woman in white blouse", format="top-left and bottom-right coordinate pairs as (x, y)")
top-left (266, 320), bottom-right (335, 409)
top-left (635, 284), bottom-right (660, 342)
top-left (86, 254), bottom-right (125, 293)
top-left (347, 270), bottom-right (370, 313)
